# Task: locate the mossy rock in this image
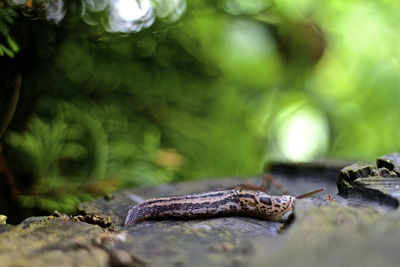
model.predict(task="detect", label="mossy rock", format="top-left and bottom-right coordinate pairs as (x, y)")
top-left (0, 216), bottom-right (110, 267)
top-left (377, 152), bottom-right (400, 175)
top-left (337, 153), bottom-right (400, 208)
top-left (3, 158), bottom-right (400, 266)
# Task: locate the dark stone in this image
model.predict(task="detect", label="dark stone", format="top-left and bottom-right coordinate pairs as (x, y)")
top-left (247, 198), bottom-right (400, 267)
top-left (338, 163), bottom-right (375, 183)
top-left (337, 177), bottom-right (399, 209)
top-left (370, 167), bottom-right (398, 177)
top-left (336, 154), bottom-right (400, 208)
top-left (267, 159), bottom-right (353, 180)
top-left (377, 152), bottom-right (400, 175)
top-left (0, 217), bottom-right (110, 267)
top-left (5, 158), bottom-right (400, 266)
top-left (354, 177), bottom-right (400, 200)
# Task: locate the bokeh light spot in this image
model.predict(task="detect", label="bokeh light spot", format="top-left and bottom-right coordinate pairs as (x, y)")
top-left (276, 106), bottom-right (329, 161)
top-left (154, 0), bottom-right (186, 23)
top-left (108, 0), bottom-right (154, 33)
top-left (117, 0), bottom-right (148, 21)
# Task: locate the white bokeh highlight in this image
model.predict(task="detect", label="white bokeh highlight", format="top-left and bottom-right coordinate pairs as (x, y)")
top-left (108, 0), bottom-right (154, 33)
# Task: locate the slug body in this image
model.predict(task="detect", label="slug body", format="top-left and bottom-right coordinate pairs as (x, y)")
top-left (124, 190), bottom-right (295, 226)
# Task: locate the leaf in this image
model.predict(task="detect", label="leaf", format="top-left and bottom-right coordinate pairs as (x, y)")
top-left (0, 43), bottom-right (14, 57)
top-left (6, 35), bottom-right (18, 52)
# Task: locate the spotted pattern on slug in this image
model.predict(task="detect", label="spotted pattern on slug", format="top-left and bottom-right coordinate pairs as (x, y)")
top-left (124, 190), bottom-right (295, 226)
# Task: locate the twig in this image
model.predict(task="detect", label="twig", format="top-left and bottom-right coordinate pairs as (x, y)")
top-left (0, 74), bottom-right (22, 202)
top-left (261, 175), bottom-right (270, 192)
top-left (296, 188), bottom-right (324, 199)
top-left (0, 151), bottom-right (19, 199)
top-left (226, 181), bottom-right (266, 191)
top-left (225, 174), bottom-right (288, 194)
top-left (264, 174), bottom-right (290, 194)
top-left (0, 73), bottom-right (22, 140)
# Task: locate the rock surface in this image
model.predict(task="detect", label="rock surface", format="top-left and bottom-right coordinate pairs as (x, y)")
top-left (337, 156), bottom-right (400, 208)
top-left (2, 156), bottom-right (400, 266)
top-left (377, 152), bottom-right (400, 175)
top-left (0, 216), bottom-right (110, 267)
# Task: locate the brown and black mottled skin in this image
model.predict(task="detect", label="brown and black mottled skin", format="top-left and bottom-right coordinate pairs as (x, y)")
top-left (124, 190), bottom-right (295, 226)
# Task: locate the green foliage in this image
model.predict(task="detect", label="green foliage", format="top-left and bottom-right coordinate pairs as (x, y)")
top-left (7, 100), bottom-right (176, 213)
top-left (0, 3), bottom-right (18, 57)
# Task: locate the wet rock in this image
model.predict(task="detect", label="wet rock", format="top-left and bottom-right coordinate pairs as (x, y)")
top-left (337, 154), bottom-right (400, 208)
top-left (117, 218), bottom-right (278, 266)
top-left (4, 158), bottom-right (400, 266)
top-left (73, 214), bottom-right (113, 229)
top-left (370, 167), bottom-right (398, 177)
top-left (0, 217), bottom-right (110, 267)
top-left (354, 177), bottom-right (400, 199)
top-left (338, 178), bottom-right (399, 209)
top-left (52, 210), bottom-right (115, 230)
top-left (377, 152), bottom-right (400, 175)
top-left (248, 198), bottom-right (396, 267)
top-left (338, 163), bottom-right (375, 183)
top-left (267, 159), bottom-right (353, 180)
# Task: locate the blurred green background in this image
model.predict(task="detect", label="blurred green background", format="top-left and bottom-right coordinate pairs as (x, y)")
top-left (1, 0), bottom-right (400, 223)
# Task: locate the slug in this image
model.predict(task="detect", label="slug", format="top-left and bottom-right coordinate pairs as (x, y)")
top-left (124, 188), bottom-right (323, 226)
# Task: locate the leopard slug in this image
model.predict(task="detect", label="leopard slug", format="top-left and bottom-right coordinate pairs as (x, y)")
top-left (124, 189), bottom-right (323, 226)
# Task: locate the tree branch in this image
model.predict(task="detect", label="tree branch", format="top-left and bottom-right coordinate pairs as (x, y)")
top-left (0, 73), bottom-right (22, 140)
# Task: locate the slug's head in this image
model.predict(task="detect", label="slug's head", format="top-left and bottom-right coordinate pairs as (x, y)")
top-left (279, 188), bottom-right (324, 222)
top-left (256, 194), bottom-right (295, 222)
top-left (275, 195), bottom-right (295, 222)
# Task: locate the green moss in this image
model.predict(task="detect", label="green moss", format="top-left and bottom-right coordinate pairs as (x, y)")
top-left (0, 215), bottom-right (7, 225)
